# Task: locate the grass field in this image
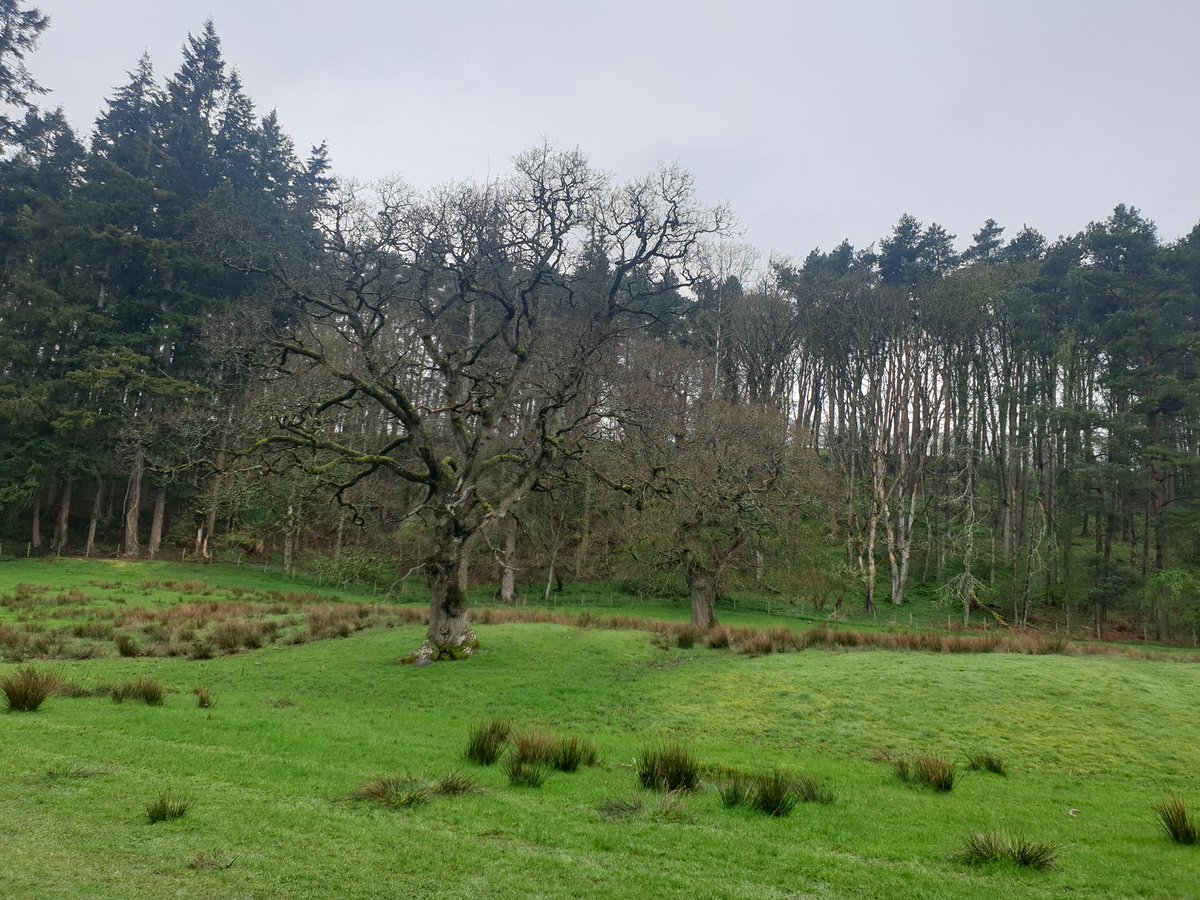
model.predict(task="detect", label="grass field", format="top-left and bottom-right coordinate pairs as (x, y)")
top-left (1, 558), bottom-right (1197, 898)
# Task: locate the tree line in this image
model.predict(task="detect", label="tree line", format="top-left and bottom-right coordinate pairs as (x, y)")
top-left (1, 11), bottom-right (1197, 659)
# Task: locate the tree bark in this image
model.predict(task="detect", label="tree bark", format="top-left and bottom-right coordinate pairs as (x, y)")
top-left (1155, 601), bottom-right (1170, 643)
top-left (54, 479), bottom-right (72, 551)
top-left (203, 431), bottom-right (229, 552)
top-left (409, 542), bottom-right (477, 665)
top-left (499, 521), bottom-right (517, 604)
top-left (148, 483), bottom-right (167, 557)
top-left (574, 476), bottom-right (591, 578)
top-left (283, 499), bottom-right (295, 574)
top-left (85, 481), bottom-right (104, 557)
top-left (30, 483), bottom-right (42, 549)
top-left (687, 567), bottom-right (718, 628)
top-left (124, 450), bottom-right (143, 556)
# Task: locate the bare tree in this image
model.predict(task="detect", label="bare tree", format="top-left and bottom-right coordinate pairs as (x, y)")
top-left (608, 339), bottom-right (791, 627)
top-left (245, 146), bottom-right (727, 663)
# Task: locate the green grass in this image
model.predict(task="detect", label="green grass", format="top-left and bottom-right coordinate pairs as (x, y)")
top-left (0, 558), bottom-right (1198, 897)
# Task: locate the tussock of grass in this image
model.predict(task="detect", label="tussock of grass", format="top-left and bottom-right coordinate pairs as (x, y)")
top-left (896, 755), bottom-right (957, 792)
top-left (306, 605), bottom-right (370, 640)
top-left (717, 772), bottom-right (751, 808)
top-left (193, 686), bottom-right (215, 708)
top-left (1, 665), bottom-right (64, 711)
top-left (433, 770), bottom-right (481, 796)
top-left (1009, 834), bottom-right (1061, 869)
top-left (71, 621), bottom-right (112, 640)
top-left (1153, 793), bottom-right (1197, 844)
top-left (751, 770), bottom-right (798, 817)
top-left (465, 719), bottom-right (511, 765)
top-left (704, 626), bottom-right (732, 649)
top-left (957, 830), bottom-right (1059, 870)
top-left (353, 775), bottom-right (431, 808)
top-left (794, 774), bottom-right (837, 805)
top-left (965, 750), bottom-right (1008, 777)
top-left (145, 793), bottom-right (190, 823)
top-left (550, 735), bottom-right (597, 772)
top-left (738, 631), bottom-right (776, 656)
top-left (504, 757), bottom-right (548, 787)
top-left (212, 619), bottom-right (264, 653)
top-left (512, 729), bottom-right (556, 765)
top-left (110, 677), bottom-right (166, 705)
top-left (637, 742), bottom-right (701, 792)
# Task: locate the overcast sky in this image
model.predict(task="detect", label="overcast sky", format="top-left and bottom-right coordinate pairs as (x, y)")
top-left (28, 0), bottom-right (1200, 261)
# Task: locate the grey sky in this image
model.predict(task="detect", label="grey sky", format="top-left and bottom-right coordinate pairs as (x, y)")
top-left (29, 0), bottom-right (1200, 261)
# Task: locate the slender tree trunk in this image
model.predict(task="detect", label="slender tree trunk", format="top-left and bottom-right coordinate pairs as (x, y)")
top-left (203, 431), bottom-right (229, 553)
top-left (30, 491), bottom-right (42, 549)
top-left (885, 486), bottom-right (919, 605)
top-left (85, 481), bottom-right (104, 557)
top-left (1155, 598), bottom-right (1170, 643)
top-left (543, 555), bottom-right (557, 604)
top-left (148, 484), bottom-right (167, 558)
top-left (687, 567), bottom-right (718, 628)
top-left (500, 521), bottom-right (517, 604)
top-left (283, 498), bottom-right (295, 574)
top-left (54, 479), bottom-right (72, 551)
top-left (574, 476), bottom-right (591, 578)
top-left (124, 450), bottom-right (143, 557)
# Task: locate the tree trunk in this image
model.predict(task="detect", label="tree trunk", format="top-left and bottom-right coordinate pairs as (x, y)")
top-left (148, 484), bottom-right (167, 557)
top-left (54, 479), bottom-right (72, 551)
top-left (865, 506), bottom-right (878, 614)
top-left (409, 542), bottom-right (477, 665)
top-left (1155, 603), bottom-right (1170, 643)
top-left (687, 567), bottom-right (718, 628)
top-left (30, 483), bottom-right (42, 549)
top-left (574, 476), bottom-right (591, 578)
top-left (203, 431), bottom-right (229, 552)
top-left (499, 521), bottom-right (517, 603)
top-left (124, 450), bottom-right (143, 556)
top-left (283, 499), bottom-right (295, 574)
top-left (85, 481), bottom-right (104, 557)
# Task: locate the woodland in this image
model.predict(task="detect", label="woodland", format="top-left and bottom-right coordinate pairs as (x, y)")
top-left (3, 13), bottom-right (1200, 664)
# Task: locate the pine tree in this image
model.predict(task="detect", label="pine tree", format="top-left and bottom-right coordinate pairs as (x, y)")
top-left (0, 0), bottom-right (48, 151)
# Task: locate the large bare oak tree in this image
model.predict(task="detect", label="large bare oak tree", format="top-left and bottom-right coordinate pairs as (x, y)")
top-left (251, 147), bottom-right (727, 663)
